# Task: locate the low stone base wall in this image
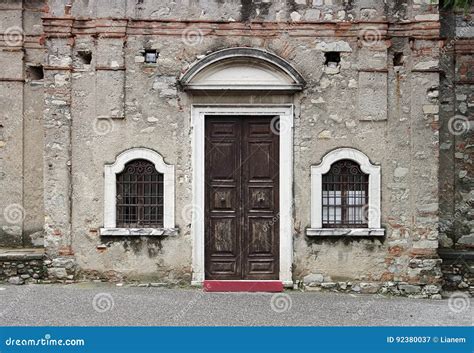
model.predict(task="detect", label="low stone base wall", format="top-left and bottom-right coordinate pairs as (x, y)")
top-left (3, 248), bottom-right (471, 300)
top-left (0, 249), bottom-right (78, 284)
top-left (44, 257), bottom-right (76, 283)
top-left (439, 249), bottom-right (474, 295)
top-left (0, 249), bottom-right (46, 284)
top-left (300, 280), bottom-right (442, 299)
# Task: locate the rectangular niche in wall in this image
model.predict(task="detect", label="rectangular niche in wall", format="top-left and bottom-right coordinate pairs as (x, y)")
top-left (26, 65), bottom-right (44, 81)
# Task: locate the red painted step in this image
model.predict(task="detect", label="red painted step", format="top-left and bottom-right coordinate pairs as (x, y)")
top-left (203, 280), bottom-right (284, 292)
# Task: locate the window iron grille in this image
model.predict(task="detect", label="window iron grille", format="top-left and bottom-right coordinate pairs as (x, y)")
top-left (322, 159), bottom-right (369, 228)
top-left (116, 159), bottom-right (164, 228)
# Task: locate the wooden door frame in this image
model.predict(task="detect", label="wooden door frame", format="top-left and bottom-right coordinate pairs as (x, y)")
top-left (191, 105), bottom-right (294, 287)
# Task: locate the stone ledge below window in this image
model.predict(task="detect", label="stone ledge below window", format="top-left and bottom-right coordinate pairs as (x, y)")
top-left (306, 228), bottom-right (385, 237)
top-left (99, 228), bottom-right (178, 237)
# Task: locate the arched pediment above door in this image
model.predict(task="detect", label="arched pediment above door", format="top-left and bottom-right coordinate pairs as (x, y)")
top-left (180, 48), bottom-right (305, 92)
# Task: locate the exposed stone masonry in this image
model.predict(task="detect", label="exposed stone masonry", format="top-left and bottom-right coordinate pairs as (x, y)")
top-left (0, 249), bottom-right (78, 284)
top-left (438, 7), bottom-right (473, 294)
top-left (0, 249), bottom-right (45, 285)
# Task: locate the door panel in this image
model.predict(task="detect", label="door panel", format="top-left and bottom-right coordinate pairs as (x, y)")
top-left (205, 119), bottom-right (242, 279)
top-left (248, 217), bottom-right (274, 253)
top-left (242, 119), bottom-right (279, 280)
top-left (205, 116), bottom-right (279, 280)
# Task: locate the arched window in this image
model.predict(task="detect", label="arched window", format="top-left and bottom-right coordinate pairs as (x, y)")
top-left (101, 148), bottom-right (176, 236)
top-left (322, 160), bottom-right (368, 228)
top-left (116, 159), bottom-right (164, 228)
top-left (307, 148), bottom-right (384, 237)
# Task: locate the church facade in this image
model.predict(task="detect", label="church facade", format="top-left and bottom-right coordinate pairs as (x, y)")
top-left (0, 0), bottom-right (472, 296)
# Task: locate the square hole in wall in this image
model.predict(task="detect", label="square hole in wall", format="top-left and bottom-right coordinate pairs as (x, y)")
top-left (26, 65), bottom-right (44, 81)
top-left (393, 52), bottom-right (405, 67)
top-left (324, 52), bottom-right (341, 67)
top-left (77, 50), bottom-right (92, 65)
top-left (144, 49), bottom-right (159, 64)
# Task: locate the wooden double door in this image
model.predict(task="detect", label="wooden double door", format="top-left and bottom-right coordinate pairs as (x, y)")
top-left (205, 116), bottom-right (280, 280)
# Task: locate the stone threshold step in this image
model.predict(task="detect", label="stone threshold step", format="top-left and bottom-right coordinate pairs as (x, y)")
top-left (0, 248), bottom-right (45, 261)
top-left (203, 280), bottom-right (283, 292)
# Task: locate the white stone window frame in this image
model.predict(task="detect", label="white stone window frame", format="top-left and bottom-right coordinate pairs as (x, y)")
top-left (100, 147), bottom-right (177, 236)
top-left (306, 148), bottom-right (384, 237)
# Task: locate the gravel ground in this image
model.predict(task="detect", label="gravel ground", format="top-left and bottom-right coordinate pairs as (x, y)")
top-left (0, 283), bottom-right (471, 326)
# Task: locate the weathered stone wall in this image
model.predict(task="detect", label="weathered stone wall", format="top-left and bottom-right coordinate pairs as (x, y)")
top-left (1, 0), bottom-right (454, 295)
top-left (439, 8), bottom-right (473, 251)
top-left (0, 248), bottom-right (77, 284)
top-left (0, 0), bottom-right (45, 248)
top-left (437, 5), bottom-right (473, 294)
top-left (0, 249), bottom-right (45, 284)
top-left (439, 250), bottom-right (473, 295)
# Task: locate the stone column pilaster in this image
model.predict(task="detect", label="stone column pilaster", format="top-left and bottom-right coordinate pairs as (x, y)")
top-left (43, 19), bottom-right (76, 280)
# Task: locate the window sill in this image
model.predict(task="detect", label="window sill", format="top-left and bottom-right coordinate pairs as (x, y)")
top-left (306, 228), bottom-right (385, 237)
top-left (99, 228), bottom-right (178, 237)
